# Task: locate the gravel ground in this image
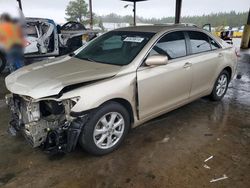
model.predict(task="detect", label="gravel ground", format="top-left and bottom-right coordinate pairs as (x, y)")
top-left (0, 49), bottom-right (249, 188)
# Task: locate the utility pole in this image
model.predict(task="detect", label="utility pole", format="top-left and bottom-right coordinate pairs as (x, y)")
top-left (89, 0), bottom-right (93, 29)
top-left (122, 0), bottom-right (147, 27)
top-left (133, 1), bottom-right (136, 26)
top-left (16, 0), bottom-right (23, 11)
top-left (175, 0), bottom-right (182, 24)
top-left (247, 8), bottom-right (250, 25)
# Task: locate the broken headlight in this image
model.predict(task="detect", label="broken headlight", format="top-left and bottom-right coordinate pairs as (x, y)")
top-left (63, 97), bottom-right (80, 116)
top-left (40, 100), bottom-right (64, 117)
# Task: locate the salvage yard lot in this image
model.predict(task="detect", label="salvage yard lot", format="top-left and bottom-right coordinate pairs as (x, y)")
top-left (0, 50), bottom-right (250, 188)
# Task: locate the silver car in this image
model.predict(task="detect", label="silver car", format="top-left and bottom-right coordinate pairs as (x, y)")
top-left (5, 24), bottom-right (237, 155)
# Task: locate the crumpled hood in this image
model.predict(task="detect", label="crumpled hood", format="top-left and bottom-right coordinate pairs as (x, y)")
top-left (5, 56), bottom-right (121, 99)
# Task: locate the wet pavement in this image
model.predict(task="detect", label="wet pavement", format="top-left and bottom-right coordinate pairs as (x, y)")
top-left (0, 49), bottom-right (249, 188)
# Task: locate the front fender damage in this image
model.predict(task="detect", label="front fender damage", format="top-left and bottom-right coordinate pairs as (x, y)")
top-left (42, 116), bottom-right (88, 154)
top-left (6, 94), bottom-right (88, 154)
top-left (5, 75), bottom-right (115, 154)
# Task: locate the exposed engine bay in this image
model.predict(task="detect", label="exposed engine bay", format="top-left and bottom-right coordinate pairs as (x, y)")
top-left (6, 94), bottom-right (87, 153)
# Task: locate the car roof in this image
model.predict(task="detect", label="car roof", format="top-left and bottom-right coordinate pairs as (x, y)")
top-left (25, 17), bottom-right (54, 23)
top-left (114, 24), bottom-right (199, 33)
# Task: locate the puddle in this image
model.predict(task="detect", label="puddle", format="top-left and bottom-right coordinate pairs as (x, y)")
top-left (0, 173), bottom-right (16, 186)
top-left (239, 75), bottom-right (250, 83)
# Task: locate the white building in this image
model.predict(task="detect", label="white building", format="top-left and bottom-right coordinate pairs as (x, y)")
top-left (103, 22), bottom-right (130, 31)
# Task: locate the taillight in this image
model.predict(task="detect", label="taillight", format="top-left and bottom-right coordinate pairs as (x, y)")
top-left (24, 40), bottom-right (31, 47)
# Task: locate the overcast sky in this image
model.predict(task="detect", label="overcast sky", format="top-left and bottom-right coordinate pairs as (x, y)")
top-left (0, 0), bottom-right (249, 23)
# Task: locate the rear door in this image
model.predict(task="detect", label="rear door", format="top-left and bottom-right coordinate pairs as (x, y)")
top-left (185, 31), bottom-right (222, 97)
top-left (137, 31), bottom-right (192, 120)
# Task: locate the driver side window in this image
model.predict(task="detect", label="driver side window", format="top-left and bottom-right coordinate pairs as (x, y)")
top-left (149, 31), bottom-right (187, 59)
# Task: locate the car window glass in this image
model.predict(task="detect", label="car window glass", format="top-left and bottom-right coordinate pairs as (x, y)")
top-left (24, 24), bottom-right (39, 38)
top-left (61, 22), bottom-right (86, 31)
top-left (102, 35), bottom-right (123, 50)
top-left (149, 31), bottom-right (186, 59)
top-left (210, 37), bottom-right (221, 50)
top-left (75, 31), bottom-right (154, 66)
top-left (188, 31), bottom-right (211, 54)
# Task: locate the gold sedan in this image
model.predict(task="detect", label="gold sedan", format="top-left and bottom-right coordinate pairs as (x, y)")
top-left (5, 25), bottom-right (238, 155)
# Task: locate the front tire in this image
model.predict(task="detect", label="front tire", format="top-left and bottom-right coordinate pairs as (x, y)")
top-left (79, 102), bottom-right (130, 155)
top-left (210, 70), bottom-right (230, 101)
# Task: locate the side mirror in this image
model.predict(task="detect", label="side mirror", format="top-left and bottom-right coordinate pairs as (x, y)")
top-left (145, 55), bottom-right (168, 66)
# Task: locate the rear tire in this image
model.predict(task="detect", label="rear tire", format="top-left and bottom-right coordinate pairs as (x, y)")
top-left (209, 70), bottom-right (230, 101)
top-left (79, 101), bottom-right (130, 155)
top-left (0, 52), bottom-right (7, 74)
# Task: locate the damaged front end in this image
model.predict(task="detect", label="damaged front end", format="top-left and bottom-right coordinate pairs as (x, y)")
top-left (6, 94), bottom-right (87, 154)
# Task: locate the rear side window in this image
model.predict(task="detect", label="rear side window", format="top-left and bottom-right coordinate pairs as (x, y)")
top-left (209, 37), bottom-right (221, 50)
top-left (150, 31), bottom-right (186, 59)
top-left (188, 31), bottom-right (211, 54)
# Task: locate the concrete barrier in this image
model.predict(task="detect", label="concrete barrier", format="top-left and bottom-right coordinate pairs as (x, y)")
top-left (241, 24), bottom-right (250, 48)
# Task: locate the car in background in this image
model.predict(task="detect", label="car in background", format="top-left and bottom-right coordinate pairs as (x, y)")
top-left (5, 24), bottom-right (237, 155)
top-left (24, 18), bottom-right (98, 57)
top-left (0, 18), bottom-right (98, 73)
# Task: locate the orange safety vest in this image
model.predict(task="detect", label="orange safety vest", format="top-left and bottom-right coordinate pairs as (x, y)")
top-left (0, 22), bottom-right (24, 50)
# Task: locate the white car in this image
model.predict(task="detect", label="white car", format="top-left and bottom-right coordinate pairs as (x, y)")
top-left (0, 18), bottom-right (98, 73)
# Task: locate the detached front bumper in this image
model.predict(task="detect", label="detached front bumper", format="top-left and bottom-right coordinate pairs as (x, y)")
top-left (5, 94), bottom-right (87, 153)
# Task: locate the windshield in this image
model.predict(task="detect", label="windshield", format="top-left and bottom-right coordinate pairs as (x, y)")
top-left (74, 31), bottom-right (155, 66)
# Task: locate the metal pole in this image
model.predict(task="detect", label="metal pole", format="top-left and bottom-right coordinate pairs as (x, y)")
top-left (89, 0), bottom-right (93, 29)
top-left (247, 8), bottom-right (250, 25)
top-left (175, 0), bottom-right (182, 24)
top-left (133, 1), bottom-right (136, 26)
top-left (17, 0), bottom-right (23, 11)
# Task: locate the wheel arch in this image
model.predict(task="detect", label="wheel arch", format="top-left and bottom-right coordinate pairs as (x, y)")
top-left (223, 66), bottom-right (232, 80)
top-left (71, 97), bottom-right (135, 126)
top-left (103, 98), bottom-right (135, 125)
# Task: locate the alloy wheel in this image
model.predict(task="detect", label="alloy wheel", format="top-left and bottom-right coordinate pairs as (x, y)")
top-left (216, 74), bottom-right (228, 97)
top-left (93, 112), bottom-right (125, 149)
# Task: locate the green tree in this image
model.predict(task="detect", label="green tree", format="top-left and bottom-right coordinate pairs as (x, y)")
top-left (100, 11), bottom-right (248, 28)
top-left (65, 0), bottom-right (89, 24)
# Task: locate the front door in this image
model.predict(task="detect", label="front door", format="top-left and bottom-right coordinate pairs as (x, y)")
top-left (137, 31), bottom-right (192, 120)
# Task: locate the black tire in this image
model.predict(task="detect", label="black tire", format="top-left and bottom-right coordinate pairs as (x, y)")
top-left (0, 52), bottom-right (7, 74)
top-left (79, 101), bottom-right (130, 155)
top-left (210, 70), bottom-right (230, 101)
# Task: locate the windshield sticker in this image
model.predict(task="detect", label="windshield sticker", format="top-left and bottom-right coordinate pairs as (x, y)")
top-left (124, 37), bottom-right (144, 43)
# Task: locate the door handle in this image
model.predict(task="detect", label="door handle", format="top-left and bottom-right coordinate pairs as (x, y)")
top-left (218, 53), bottom-right (223, 57)
top-left (183, 62), bottom-right (192, 68)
